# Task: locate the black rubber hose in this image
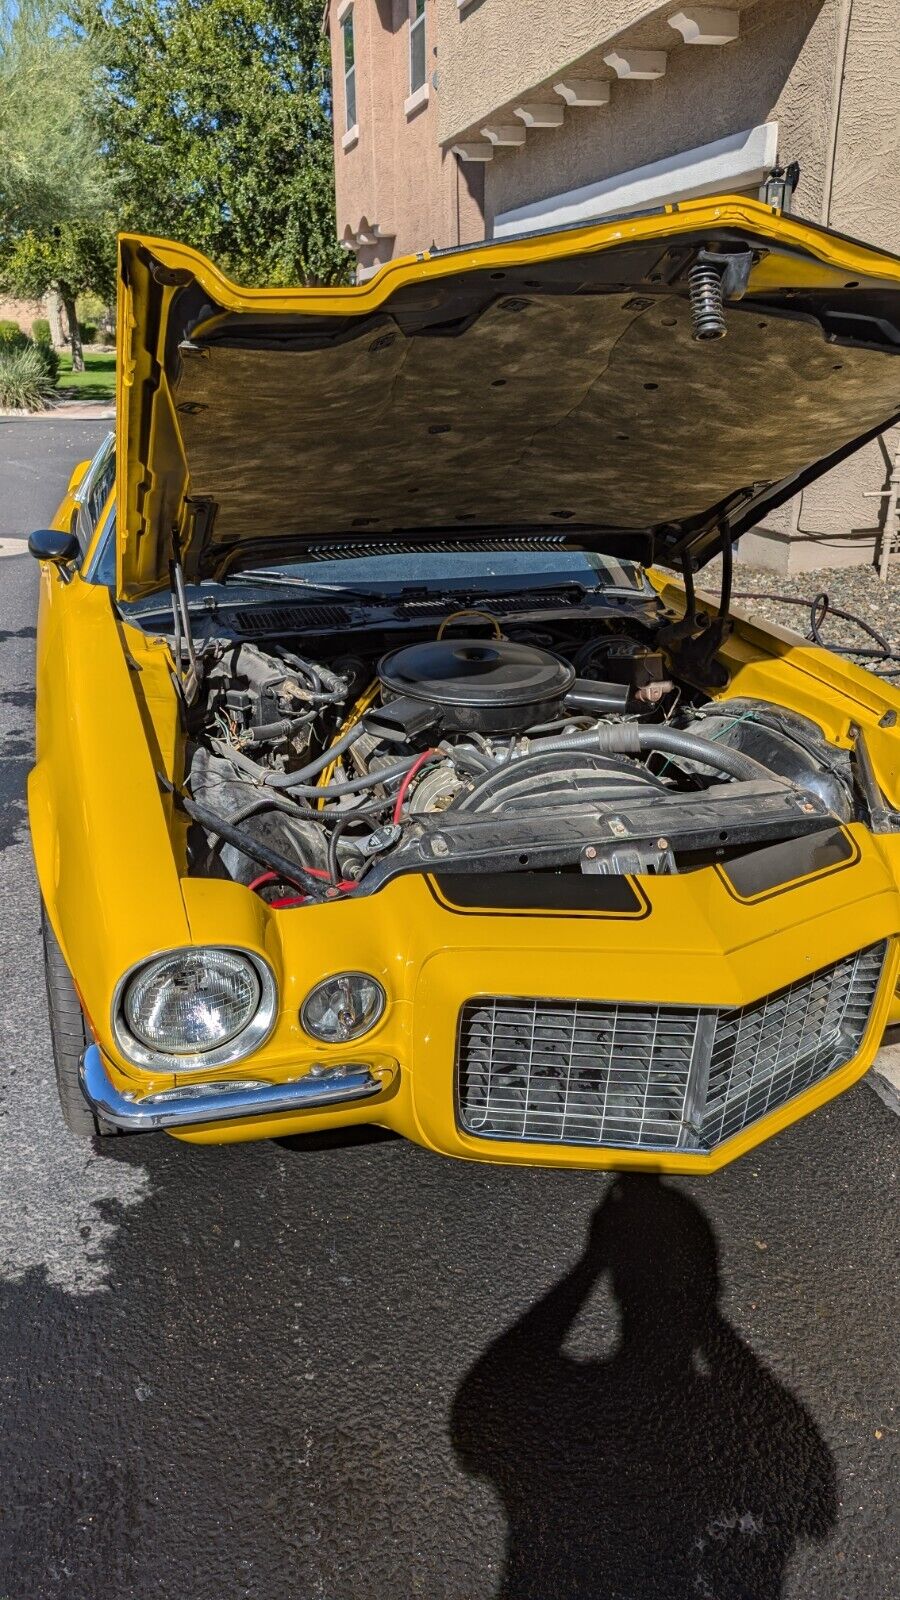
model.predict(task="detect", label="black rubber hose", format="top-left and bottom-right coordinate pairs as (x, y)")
top-left (263, 721), bottom-right (371, 788)
top-left (181, 796), bottom-right (329, 900)
top-left (212, 723), bottom-right (370, 788)
top-left (216, 792), bottom-right (309, 826)
top-left (274, 756), bottom-right (421, 799)
top-left (201, 784), bottom-right (392, 826)
top-left (734, 590), bottom-right (900, 664)
top-left (241, 714), bottom-right (313, 747)
top-left (512, 723), bottom-right (770, 783)
top-left (326, 817), bottom-right (351, 886)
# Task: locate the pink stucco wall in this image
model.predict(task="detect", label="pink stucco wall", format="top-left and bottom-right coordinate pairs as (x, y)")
top-left (328, 0), bottom-right (483, 275)
top-left (326, 1), bottom-right (899, 570)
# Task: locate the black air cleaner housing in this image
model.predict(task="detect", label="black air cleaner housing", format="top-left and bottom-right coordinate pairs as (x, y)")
top-left (377, 638), bottom-right (576, 734)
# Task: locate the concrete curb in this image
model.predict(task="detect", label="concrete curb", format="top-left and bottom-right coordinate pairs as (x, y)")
top-left (0, 403), bottom-right (114, 421)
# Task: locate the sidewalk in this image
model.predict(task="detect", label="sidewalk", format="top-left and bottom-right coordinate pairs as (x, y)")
top-left (1, 399), bottom-right (115, 421)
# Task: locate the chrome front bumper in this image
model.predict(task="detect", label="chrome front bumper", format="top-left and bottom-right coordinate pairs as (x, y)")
top-left (79, 1045), bottom-right (394, 1132)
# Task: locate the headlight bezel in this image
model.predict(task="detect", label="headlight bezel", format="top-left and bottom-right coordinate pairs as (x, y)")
top-left (111, 946), bottom-right (278, 1073)
top-left (300, 971), bottom-right (387, 1044)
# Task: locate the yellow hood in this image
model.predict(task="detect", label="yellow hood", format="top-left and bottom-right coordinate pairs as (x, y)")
top-left (115, 196), bottom-right (900, 600)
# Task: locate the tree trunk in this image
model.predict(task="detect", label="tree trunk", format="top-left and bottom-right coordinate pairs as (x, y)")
top-left (47, 290), bottom-right (65, 350)
top-left (59, 285), bottom-right (84, 372)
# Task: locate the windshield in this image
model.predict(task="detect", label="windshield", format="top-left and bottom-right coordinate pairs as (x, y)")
top-left (98, 534), bottom-right (651, 608)
top-left (233, 549), bottom-right (646, 592)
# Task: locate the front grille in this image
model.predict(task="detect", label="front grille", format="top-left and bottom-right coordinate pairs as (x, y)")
top-left (456, 942), bottom-right (886, 1151)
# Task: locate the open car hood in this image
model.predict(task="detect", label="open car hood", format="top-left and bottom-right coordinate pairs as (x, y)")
top-left (115, 197), bottom-right (900, 600)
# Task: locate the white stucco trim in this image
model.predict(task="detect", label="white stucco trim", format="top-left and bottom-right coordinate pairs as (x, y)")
top-left (603, 48), bottom-right (668, 80)
top-left (481, 123), bottom-right (527, 146)
top-left (404, 81), bottom-right (430, 118)
top-left (336, 0), bottom-right (353, 21)
top-left (554, 79), bottom-right (611, 108)
top-left (493, 121), bottom-right (779, 239)
top-left (514, 103), bottom-right (565, 129)
top-left (668, 8), bottom-right (740, 46)
top-left (452, 141), bottom-right (494, 162)
top-left (341, 123), bottom-right (360, 152)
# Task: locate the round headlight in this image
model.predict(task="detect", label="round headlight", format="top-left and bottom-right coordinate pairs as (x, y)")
top-left (301, 972), bottom-right (386, 1044)
top-left (114, 948), bottom-right (276, 1070)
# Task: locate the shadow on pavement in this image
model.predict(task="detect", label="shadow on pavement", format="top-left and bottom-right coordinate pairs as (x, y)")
top-left (452, 1175), bottom-right (837, 1600)
top-left (3, 1106), bottom-right (882, 1599)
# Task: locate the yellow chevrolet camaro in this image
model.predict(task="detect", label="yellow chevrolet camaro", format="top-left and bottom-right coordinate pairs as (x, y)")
top-left (27, 196), bottom-right (900, 1171)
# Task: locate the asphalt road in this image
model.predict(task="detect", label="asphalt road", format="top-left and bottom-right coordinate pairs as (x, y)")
top-left (0, 418), bottom-right (897, 1600)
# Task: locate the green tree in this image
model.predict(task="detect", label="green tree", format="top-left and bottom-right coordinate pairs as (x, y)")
top-left (2, 220), bottom-right (115, 370)
top-left (84, 0), bottom-right (347, 287)
top-left (0, 1), bottom-right (114, 369)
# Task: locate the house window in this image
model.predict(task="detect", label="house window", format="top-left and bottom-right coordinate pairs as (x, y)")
top-left (342, 8), bottom-right (357, 131)
top-left (409, 0), bottom-right (426, 95)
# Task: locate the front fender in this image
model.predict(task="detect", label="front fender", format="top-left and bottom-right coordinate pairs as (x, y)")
top-left (29, 572), bottom-right (190, 1049)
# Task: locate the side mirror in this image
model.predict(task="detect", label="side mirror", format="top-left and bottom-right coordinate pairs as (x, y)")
top-left (28, 528), bottom-right (79, 566)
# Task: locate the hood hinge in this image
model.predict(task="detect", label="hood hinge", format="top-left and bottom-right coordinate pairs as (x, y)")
top-left (657, 528), bottom-right (734, 689)
top-left (169, 553), bottom-right (202, 707)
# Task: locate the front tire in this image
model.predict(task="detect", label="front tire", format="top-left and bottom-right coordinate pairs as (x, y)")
top-left (41, 908), bottom-right (116, 1137)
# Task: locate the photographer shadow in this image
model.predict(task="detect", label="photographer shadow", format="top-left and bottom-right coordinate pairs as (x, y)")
top-left (452, 1176), bottom-right (836, 1600)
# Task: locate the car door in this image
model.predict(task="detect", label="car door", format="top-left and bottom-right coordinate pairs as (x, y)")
top-left (69, 431), bottom-right (115, 564)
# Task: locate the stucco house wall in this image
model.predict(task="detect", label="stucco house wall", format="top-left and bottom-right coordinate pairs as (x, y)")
top-left (328, 0), bottom-right (900, 571)
top-left (327, 0), bottom-right (482, 276)
top-left (0, 296), bottom-right (45, 336)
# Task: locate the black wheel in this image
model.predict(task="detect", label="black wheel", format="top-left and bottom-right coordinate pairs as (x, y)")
top-left (41, 908), bottom-right (116, 1137)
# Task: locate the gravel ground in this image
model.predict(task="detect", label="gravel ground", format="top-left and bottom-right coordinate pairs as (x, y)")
top-left (693, 555), bottom-right (900, 678)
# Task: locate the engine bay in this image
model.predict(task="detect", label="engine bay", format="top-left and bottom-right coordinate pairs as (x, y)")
top-left (175, 596), bottom-right (862, 909)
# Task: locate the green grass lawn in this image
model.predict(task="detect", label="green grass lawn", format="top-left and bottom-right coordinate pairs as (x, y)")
top-left (56, 350), bottom-right (116, 402)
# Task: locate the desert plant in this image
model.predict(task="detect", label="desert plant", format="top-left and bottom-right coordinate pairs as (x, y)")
top-left (0, 322), bottom-right (58, 382)
top-left (0, 340), bottom-right (55, 410)
top-left (32, 315), bottom-right (51, 343)
top-left (35, 338), bottom-right (59, 383)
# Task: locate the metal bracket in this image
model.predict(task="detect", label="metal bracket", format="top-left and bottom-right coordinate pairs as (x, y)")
top-left (693, 246), bottom-right (753, 302)
top-left (580, 841), bottom-right (676, 876)
top-left (853, 727), bottom-right (900, 833)
top-left (361, 823), bottom-right (402, 856)
top-left (762, 161), bottom-right (801, 213)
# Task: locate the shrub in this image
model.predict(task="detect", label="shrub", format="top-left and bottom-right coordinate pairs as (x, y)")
top-left (0, 343), bottom-right (56, 411)
top-left (0, 326), bottom-right (58, 385)
top-left (32, 317), bottom-right (51, 345)
top-left (0, 320), bottom-right (27, 348)
top-left (35, 341), bottom-right (60, 384)
top-left (78, 320), bottom-right (98, 345)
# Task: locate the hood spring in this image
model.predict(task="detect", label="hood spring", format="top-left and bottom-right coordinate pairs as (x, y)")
top-left (688, 261), bottom-right (727, 341)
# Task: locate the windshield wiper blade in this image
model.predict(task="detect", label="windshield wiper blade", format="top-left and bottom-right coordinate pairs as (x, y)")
top-left (228, 570), bottom-right (382, 598)
top-left (228, 572), bottom-right (649, 606)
